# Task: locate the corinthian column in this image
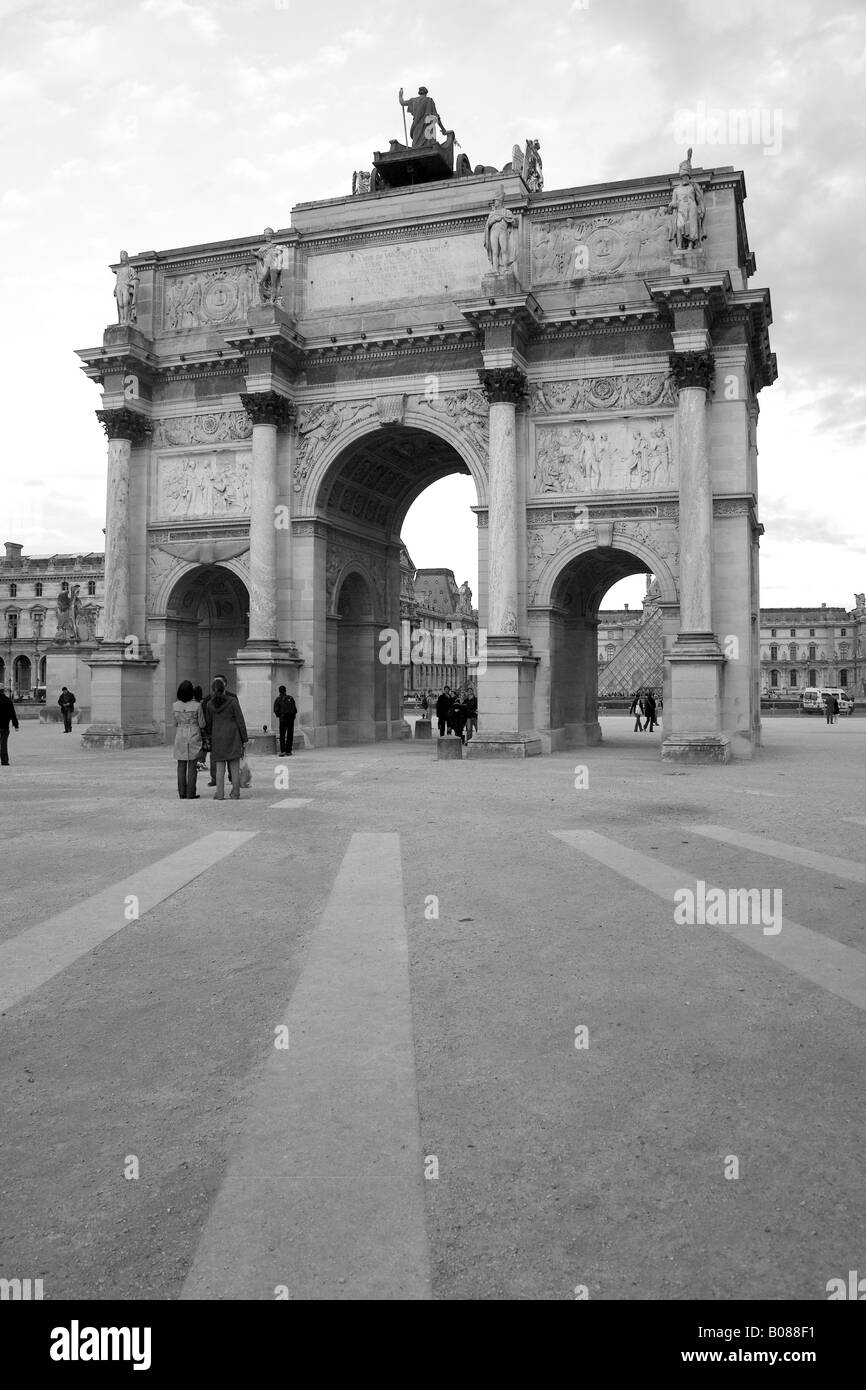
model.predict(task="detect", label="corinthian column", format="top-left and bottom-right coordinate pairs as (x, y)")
top-left (479, 368), bottom-right (526, 637)
top-left (240, 391), bottom-right (294, 643)
top-left (671, 351), bottom-right (715, 635)
top-left (96, 408), bottom-right (151, 642)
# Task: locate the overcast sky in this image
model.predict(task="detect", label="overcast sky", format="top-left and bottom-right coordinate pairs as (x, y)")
top-left (1, 0), bottom-right (863, 612)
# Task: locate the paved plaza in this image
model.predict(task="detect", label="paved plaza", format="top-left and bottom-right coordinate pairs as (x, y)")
top-left (1, 718), bottom-right (864, 1301)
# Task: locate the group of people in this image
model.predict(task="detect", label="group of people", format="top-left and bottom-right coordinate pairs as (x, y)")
top-left (172, 676), bottom-right (249, 800)
top-left (629, 688), bottom-right (660, 733)
top-left (825, 693), bottom-right (840, 725)
top-left (418, 686), bottom-right (479, 744)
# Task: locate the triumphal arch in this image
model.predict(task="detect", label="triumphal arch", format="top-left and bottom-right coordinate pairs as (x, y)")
top-left (77, 117), bottom-right (775, 761)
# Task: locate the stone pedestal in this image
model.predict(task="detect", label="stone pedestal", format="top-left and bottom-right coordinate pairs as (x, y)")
top-left (466, 638), bottom-right (542, 758)
top-left (42, 643), bottom-right (98, 723)
top-left (414, 718), bottom-right (432, 740)
top-left (436, 736), bottom-right (463, 760)
top-left (231, 641), bottom-right (302, 755)
top-left (81, 644), bottom-right (161, 750)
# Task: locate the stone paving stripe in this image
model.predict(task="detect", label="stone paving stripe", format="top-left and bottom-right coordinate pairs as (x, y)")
top-left (687, 824), bottom-right (866, 885)
top-left (552, 828), bottom-right (866, 1014)
top-left (0, 831), bottom-right (257, 1016)
top-left (180, 831), bottom-right (431, 1301)
top-left (743, 789), bottom-right (780, 797)
top-left (842, 817), bottom-right (866, 828)
top-left (269, 798), bottom-right (313, 809)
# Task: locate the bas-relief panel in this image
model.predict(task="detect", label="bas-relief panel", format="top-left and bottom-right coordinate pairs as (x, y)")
top-left (304, 234), bottom-right (490, 313)
top-left (531, 208), bottom-right (672, 284)
top-left (162, 265), bottom-right (257, 330)
top-left (533, 418), bottom-right (676, 495)
top-left (155, 451), bottom-right (252, 519)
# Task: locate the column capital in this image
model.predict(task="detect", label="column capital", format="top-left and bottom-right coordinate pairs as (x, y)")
top-left (478, 367), bottom-right (528, 407)
top-left (240, 390), bottom-right (295, 430)
top-left (96, 407), bottom-right (152, 445)
top-left (669, 351), bottom-right (715, 393)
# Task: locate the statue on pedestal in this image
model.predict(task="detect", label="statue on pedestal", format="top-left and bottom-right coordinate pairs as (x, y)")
top-left (254, 228), bottom-right (289, 305)
top-left (484, 191), bottom-right (519, 274)
top-left (667, 149), bottom-right (705, 252)
top-left (398, 86), bottom-right (447, 147)
top-left (522, 139), bottom-right (543, 192)
top-left (114, 250), bottom-right (138, 325)
top-left (458, 581), bottom-right (473, 615)
top-left (55, 584), bottom-right (81, 643)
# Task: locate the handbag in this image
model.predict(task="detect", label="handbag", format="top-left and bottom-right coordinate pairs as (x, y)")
top-left (239, 757), bottom-right (252, 789)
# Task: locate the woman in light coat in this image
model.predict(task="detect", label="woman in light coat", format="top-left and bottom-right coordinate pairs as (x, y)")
top-left (172, 679), bottom-right (205, 799)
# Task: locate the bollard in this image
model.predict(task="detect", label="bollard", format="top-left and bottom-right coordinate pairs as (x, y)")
top-left (436, 736), bottom-right (463, 760)
top-left (414, 718), bottom-right (432, 740)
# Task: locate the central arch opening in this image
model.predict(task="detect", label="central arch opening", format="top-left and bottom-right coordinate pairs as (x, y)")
top-left (315, 422), bottom-right (482, 745)
top-left (161, 564), bottom-right (249, 733)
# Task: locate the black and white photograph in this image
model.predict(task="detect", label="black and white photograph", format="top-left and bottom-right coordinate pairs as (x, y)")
top-left (1, 0), bottom-right (863, 1358)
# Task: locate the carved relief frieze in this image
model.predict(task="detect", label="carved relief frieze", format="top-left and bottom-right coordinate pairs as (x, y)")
top-left (532, 208), bottom-right (672, 284)
top-left (152, 411), bottom-right (253, 449)
top-left (163, 264), bottom-right (257, 330)
top-left (294, 400), bottom-right (376, 492)
top-left (415, 387), bottom-right (489, 462)
top-left (531, 373), bottom-right (676, 415)
top-left (156, 451), bottom-right (252, 519)
top-left (533, 417), bottom-right (675, 495)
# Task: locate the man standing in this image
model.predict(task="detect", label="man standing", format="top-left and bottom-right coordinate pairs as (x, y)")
top-left (202, 673), bottom-right (235, 786)
top-left (58, 686), bottom-right (76, 733)
top-left (398, 86), bottom-right (447, 147)
top-left (273, 685), bottom-right (297, 757)
top-left (825, 693), bottom-right (838, 725)
top-left (0, 688), bottom-right (19, 765)
top-left (435, 687), bottom-right (453, 737)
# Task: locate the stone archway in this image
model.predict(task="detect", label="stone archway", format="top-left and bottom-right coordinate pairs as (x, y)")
top-left (299, 420), bottom-right (482, 746)
top-left (152, 565), bottom-right (249, 738)
top-left (532, 540), bottom-right (676, 749)
top-left (14, 654), bottom-right (32, 699)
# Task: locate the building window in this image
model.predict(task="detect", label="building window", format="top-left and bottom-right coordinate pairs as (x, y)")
top-left (840, 669), bottom-right (849, 687)
top-left (7, 613), bottom-right (18, 638)
top-left (87, 580), bottom-right (97, 596)
top-left (9, 583), bottom-right (16, 598)
top-left (809, 628), bottom-right (815, 636)
top-left (770, 644), bottom-right (778, 660)
top-left (790, 628), bottom-right (796, 636)
top-left (35, 581), bottom-right (43, 596)
top-left (33, 610), bottom-right (44, 636)
top-left (809, 644), bottom-right (816, 660)
top-left (788, 644), bottom-right (797, 661)
top-left (770, 669), bottom-right (779, 688)
top-left (770, 628), bottom-right (776, 637)
top-left (839, 642), bottom-right (849, 659)
top-left (840, 628), bottom-right (847, 637)
top-left (808, 669), bottom-right (817, 686)
top-left (789, 669), bottom-right (798, 687)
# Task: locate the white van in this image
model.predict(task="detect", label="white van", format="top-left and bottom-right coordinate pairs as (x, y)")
top-left (821, 688), bottom-right (854, 716)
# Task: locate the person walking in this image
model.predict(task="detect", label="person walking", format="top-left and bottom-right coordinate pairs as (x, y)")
top-left (449, 693), bottom-right (468, 744)
top-left (273, 685), bottom-right (297, 756)
top-left (0, 688), bottom-right (19, 766)
top-left (629, 690), bottom-right (645, 733)
top-left (825, 693), bottom-right (839, 725)
top-left (643, 692), bottom-right (658, 732)
top-left (58, 686), bottom-right (76, 733)
top-left (172, 680), bottom-right (204, 800)
top-left (436, 687), bottom-right (453, 737)
top-left (205, 676), bottom-right (248, 800)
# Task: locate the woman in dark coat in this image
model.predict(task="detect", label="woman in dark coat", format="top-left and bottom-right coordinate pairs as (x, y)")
top-left (205, 677), bottom-right (249, 800)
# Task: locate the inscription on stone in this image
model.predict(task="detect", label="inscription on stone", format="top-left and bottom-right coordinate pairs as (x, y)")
top-left (305, 234), bottom-right (490, 312)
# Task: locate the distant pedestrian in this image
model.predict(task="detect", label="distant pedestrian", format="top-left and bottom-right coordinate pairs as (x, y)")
top-left (273, 684), bottom-right (297, 756)
top-left (825, 693), bottom-right (838, 725)
top-left (58, 686), bottom-right (76, 733)
top-left (643, 693), bottom-right (658, 732)
top-left (205, 677), bottom-right (248, 800)
top-left (436, 687), bottom-right (453, 737)
top-left (0, 689), bottom-right (19, 766)
top-left (449, 695), bottom-right (468, 743)
top-left (629, 691), bottom-right (644, 733)
top-left (172, 680), bottom-right (205, 800)
top-left (464, 689), bottom-right (478, 740)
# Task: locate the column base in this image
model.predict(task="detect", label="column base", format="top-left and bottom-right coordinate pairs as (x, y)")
top-left (231, 642), bottom-right (303, 755)
top-left (82, 645), bottom-right (160, 750)
top-left (660, 733), bottom-right (731, 764)
top-left (465, 730), bottom-right (543, 759)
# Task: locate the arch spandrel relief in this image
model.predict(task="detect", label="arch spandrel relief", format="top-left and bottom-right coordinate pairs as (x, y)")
top-left (155, 451), bottom-right (252, 520)
top-left (162, 265), bottom-right (258, 330)
top-left (531, 208), bottom-right (673, 284)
